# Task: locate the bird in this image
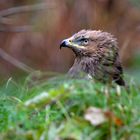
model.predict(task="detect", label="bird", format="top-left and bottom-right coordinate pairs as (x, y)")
top-left (60, 29), bottom-right (125, 86)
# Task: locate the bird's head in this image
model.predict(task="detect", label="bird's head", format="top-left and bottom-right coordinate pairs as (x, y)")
top-left (60, 30), bottom-right (118, 58)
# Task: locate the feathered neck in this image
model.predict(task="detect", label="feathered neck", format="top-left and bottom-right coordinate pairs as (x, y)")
top-left (75, 56), bottom-right (100, 72)
top-left (68, 56), bottom-right (100, 78)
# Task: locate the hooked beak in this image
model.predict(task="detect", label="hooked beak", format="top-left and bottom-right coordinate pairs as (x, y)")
top-left (60, 38), bottom-right (85, 50)
top-left (60, 39), bottom-right (71, 49)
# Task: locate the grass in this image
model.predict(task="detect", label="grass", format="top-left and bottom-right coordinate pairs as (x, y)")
top-left (0, 74), bottom-right (140, 140)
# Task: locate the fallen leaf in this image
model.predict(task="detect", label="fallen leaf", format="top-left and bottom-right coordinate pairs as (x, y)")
top-left (84, 107), bottom-right (123, 127)
top-left (84, 107), bottom-right (107, 126)
top-left (104, 111), bottom-right (123, 126)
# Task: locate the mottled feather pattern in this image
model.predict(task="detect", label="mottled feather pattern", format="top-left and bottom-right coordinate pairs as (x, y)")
top-left (60, 29), bottom-right (125, 86)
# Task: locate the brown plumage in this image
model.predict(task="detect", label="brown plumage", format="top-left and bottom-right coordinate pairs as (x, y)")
top-left (60, 30), bottom-right (125, 86)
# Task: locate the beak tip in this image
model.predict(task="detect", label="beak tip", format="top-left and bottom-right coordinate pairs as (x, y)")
top-left (60, 39), bottom-right (70, 49)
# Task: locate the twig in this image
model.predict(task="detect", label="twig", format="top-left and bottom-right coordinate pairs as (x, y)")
top-left (0, 2), bottom-right (57, 32)
top-left (120, 38), bottom-right (131, 60)
top-left (0, 48), bottom-right (35, 73)
top-left (0, 2), bottom-right (56, 17)
top-left (0, 25), bottom-right (32, 32)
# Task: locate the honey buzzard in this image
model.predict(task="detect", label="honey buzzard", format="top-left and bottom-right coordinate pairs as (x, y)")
top-left (60, 30), bottom-right (125, 86)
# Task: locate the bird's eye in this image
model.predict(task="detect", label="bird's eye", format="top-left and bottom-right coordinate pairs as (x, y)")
top-left (76, 38), bottom-right (89, 46)
top-left (83, 39), bottom-right (89, 45)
